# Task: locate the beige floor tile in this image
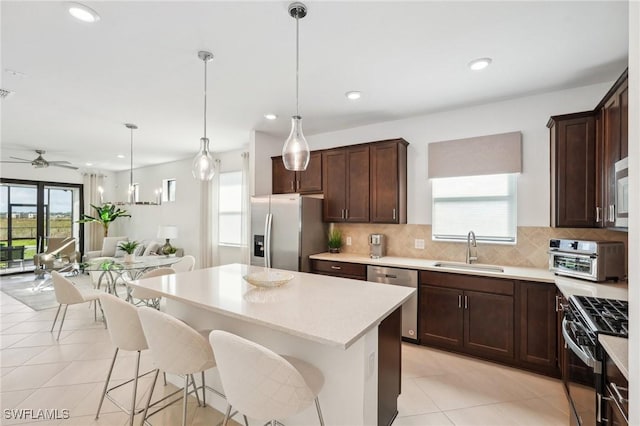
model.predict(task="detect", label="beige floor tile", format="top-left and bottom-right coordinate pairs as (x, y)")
top-left (58, 328), bottom-right (110, 345)
top-left (75, 341), bottom-right (117, 361)
top-left (1, 362), bottom-right (71, 392)
top-left (393, 412), bottom-right (454, 426)
top-left (0, 390), bottom-right (34, 411)
top-left (397, 378), bottom-right (441, 416)
top-left (57, 411), bottom-right (130, 425)
top-left (1, 312), bottom-right (40, 323)
top-left (496, 366), bottom-right (565, 399)
top-left (72, 381), bottom-right (128, 418)
top-left (1, 345), bottom-right (49, 367)
top-left (541, 394), bottom-right (570, 416)
top-left (444, 403), bottom-right (518, 425)
top-left (2, 366), bottom-right (15, 376)
top-left (0, 333), bottom-right (31, 349)
top-left (42, 359), bottom-right (115, 387)
top-left (493, 397), bottom-right (569, 425)
top-left (0, 304), bottom-right (35, 314)
top-left (24, 343), bottom-right (94, 365)
top-left (2, 321), bottom-right (55, 335)
top-left (8, 332), bottom-right (73, 348)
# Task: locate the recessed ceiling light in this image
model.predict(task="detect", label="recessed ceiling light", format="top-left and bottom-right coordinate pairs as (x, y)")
top-left (468, 58), bottom-right (492, 71)
top-left (345, 91), bottom-right (361, 100)
top-left (117, 154), bottom-right (125, 159)
top-left (68, 3), bottom-right (100, 23)
top-left (85, 162), bottom-right (93, 166)
top-left (264, 113), bottom-right (278, 120)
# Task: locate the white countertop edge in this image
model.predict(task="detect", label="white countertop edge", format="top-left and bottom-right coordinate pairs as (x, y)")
top-left (128, 280), bottom-right (414, 350)
top-left (310, 253), bottom-right (556, 283)
top-left (554, 276), bottom-right (628, 301)
top-left (598, 335), bottom-right (629, 380)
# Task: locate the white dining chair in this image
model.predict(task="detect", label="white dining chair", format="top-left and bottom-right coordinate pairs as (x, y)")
top-left (171, 255), bottom-right (196, 273)
top-left (209, 330), bottom-right (325, 426)
top-left (50, 270), bottom-right (105, 340)
top-left (127, 267), bottom-right (174, 308)
top-left (137, 307), bottom-right (226, 426)
top-left (96, 294), bottom-right (154, 425)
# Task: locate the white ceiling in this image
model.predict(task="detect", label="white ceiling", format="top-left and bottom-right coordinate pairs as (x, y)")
top-left (0, 1), bottom-right (629, 172)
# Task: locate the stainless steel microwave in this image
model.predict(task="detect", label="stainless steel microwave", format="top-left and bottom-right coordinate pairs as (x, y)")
top-left (614, 157), bottom-right (628, 228)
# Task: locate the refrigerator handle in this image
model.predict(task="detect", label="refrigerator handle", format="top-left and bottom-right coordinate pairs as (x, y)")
top-left (265, 213), bottom-right (273, 268)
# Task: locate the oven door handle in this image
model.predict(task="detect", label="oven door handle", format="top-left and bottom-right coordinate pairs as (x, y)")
top-left (561, 318), bottom-right (601, 374)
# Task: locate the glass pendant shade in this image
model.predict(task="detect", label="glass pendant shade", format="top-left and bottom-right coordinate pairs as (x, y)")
top-left (192, 137), bottom-right (216, 181)
top-left (282, 115), bottom-right (310, 171)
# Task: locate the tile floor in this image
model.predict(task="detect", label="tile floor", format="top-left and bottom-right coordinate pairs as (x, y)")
top-left (0, 281), bottom-right (569, 425)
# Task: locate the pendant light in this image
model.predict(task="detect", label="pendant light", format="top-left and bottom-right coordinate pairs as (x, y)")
top-left (125, 123), bottom-right (137, 204)
top-left (282, 2), bottom-right (310, 171)
top-left (192, 50), bottom-right (216, 181)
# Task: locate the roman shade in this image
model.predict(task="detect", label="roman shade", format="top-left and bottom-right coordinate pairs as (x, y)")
top-left (427, 131), bottom-right (522, 178)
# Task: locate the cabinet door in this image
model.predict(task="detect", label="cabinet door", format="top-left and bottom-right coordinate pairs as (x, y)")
top-left (272, 157), bottom-right (296, 194)
top-left (297, 151), bottom-right (322, 193)
top-left (603, 95), bottom-right (620, 227)
top-left (550, 114), bottom-right (597, 227)
top-left (322, 149), bottom-right (347, 222)
top-left (464, 290), bottom-right (514, 360)
top-left (620, 83), bottom-right (628, 159)
top-left (518, 282), bottom-right (557, 370)
top-left (419, 285), bottom-right (463, 349)
top-left (370, 140), bottom-right (407, 224)
top-left (345, 145), bottom-right (370, 222)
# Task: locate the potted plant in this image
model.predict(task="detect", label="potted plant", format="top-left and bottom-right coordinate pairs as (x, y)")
top-left (165, 246), bottom-right (178, 257)
top-left (328, 228), bottom-right (342, 254)
top-left (118, 241), bottom-right (139, 263)
top-left (78, 203), bottom-right (131, 237)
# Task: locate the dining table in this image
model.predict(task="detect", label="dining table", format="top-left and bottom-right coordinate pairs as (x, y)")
top-left (82, 255), bottom-right (182, 299)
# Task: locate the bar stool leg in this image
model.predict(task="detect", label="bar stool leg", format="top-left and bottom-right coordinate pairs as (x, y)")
top-left (182, 375), bottom-right (189, 426)
top-left (50, 304), bottom-right (62, 332)
top-left (222, 404), bottom-right (232, 426)
top-left (201, 371), bottom-right (206, 406)
top-left (96, 348), bottom-right (119, 419)
top-left (129, 350), bottom-right (141, 426)
top-left (190, 374), bottom-right (201, 407)
top-left (314, 397), bottom-right (324, 426)
top-left (56, 305), bottom-right (69, 340)
top-left (140, 369), bottom-right (159, 426)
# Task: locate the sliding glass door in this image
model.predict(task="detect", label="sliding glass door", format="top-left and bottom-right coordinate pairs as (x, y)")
top-left (0, 179), bottom-right (83, 274)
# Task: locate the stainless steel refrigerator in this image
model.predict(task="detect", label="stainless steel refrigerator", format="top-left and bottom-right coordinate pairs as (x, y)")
top-left (250, 194), bottom-right (327, 272)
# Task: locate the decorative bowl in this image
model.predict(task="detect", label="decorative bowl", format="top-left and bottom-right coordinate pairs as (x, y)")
top-left (243, 270), bottom-right (294, 288)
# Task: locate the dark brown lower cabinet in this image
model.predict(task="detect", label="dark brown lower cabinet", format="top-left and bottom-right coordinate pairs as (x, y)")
top-left (420, 286), bottom-right (463, 349)
top-left (465, 290), bottom-right (514, 360)
top-left (603, 352), bottom-right (629, 425)
top-left (378, 307), bottom-right (401, 426)
top-left (309, 259), bottom-right (367, 280)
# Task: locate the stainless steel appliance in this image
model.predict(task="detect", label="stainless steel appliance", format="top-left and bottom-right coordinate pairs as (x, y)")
top-left (613, 157), bottom-right (628, 228)
top-left (561, 295), bottom-right (628, 426)
top-left (250, 194), bottom-right (326, 272)
top-left (366, 265), bottom-right (417, 341)
top-left (549, 239), bottom-right (625, 282)
top-left (368, 234), bottom-right (386, 259)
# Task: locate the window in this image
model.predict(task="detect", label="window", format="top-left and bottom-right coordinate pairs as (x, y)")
top-left (432, 173), bottom-right (517, 243)
top-left (218, 171), bottom-right (242, 246)
top-left (163, 179), bottom-right (176, 202)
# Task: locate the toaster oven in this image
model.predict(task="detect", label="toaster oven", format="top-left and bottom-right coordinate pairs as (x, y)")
top-left (549, 239), bottom-right (625, 282)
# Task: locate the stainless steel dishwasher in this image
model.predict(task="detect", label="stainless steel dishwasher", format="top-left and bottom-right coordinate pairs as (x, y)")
top-left (367, 265), bottom-right (418, 341)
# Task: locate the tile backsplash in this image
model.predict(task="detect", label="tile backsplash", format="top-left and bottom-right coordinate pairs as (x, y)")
top-left (332, 224), bottom-right (628, 270)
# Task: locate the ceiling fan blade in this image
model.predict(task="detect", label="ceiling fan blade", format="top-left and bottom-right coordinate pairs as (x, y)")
top-left (47, 160), bottom-right (72, 165)
top-left (0, 160), bottom-right (30, 163)
top-left (9, 156), bottom-right (33, 162)
top-left (51, 163), bottom-right (79, 170)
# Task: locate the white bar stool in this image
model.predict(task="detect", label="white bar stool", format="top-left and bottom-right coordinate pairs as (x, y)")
top-left (209, 330), bottom-right (325, 426)
top-left (171, 255), bottom-right (196, 273)
top-left (50, 270), bottom-right (105, 340)
top-left (137, 307), bottom-right (226, 426)
top-left (127, 267), bottom-right (174, 308)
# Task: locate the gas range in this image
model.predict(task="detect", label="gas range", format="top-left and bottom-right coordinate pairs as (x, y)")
top-left (570, 296), bottom-right (628, 338)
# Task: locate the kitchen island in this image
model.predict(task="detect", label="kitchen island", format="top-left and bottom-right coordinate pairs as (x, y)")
top-left (128, 263), bottom-right (415, 426)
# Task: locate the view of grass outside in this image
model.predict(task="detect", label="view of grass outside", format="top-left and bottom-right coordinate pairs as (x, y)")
top-left (0, 217), bottom-right (72, 260)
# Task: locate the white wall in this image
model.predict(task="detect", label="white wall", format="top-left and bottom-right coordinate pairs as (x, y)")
top-left (251, 131), bottom-right (284, 196)
top-left (268, 82), bottom-right (611, 226)
top-left (627, 1), bottom-right (638, 423)
top-left (112, 149), bottom-right (247, 266)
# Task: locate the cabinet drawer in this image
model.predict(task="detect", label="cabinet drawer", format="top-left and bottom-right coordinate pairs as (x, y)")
top-left (420, 270), bottom-right (514, 296)
top-left (310, 259), bottom-right (366, 279)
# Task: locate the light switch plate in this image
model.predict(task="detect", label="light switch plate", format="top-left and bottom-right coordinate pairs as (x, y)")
top-left (415, 239), bottom-right (425, 249)
top-left (346, 236), bottom-right (352, 246)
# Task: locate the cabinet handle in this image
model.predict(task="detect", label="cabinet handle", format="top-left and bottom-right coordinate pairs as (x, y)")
top-left (330, 265), bottom-right (342, 270)
top-left (296, 180), bottom-right (300, 191)
top-left (596, 207), bottom-right (601, 223)
top-left (464, 295), bottom-right (468, 309)
top-left (610, 383), bottom-right (628, 404)
top-left (609, 204), bottom-right (615, 222)
top-left (341, 209), bottom-right (345, 219)
top-left (555, 295), bottom-right (560, 312)
top-left (392, 208), bottom-right (396, 220)
top-left (291, 181), bottom-right (295, 191)
top-left (458, 294), bottom-right (462, 309)
top-left (345, 209), bottom-right (349, 219)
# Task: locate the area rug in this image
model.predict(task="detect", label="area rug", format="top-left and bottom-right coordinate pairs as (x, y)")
top-left (0, 273), bottom-right (101, 311)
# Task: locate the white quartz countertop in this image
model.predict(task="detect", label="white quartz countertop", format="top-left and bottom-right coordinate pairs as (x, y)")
top-left (310, 252), bottom-right (557, 283)
top-left (128, 263), bottom-right (415, 349)
top-left (555, 276), bottom-right (628, 301)
top-left (599, 335), bottom-right (629, 380)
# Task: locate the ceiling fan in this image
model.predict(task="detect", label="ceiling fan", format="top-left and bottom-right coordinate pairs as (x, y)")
top-left (1, 149), bottom-right (79, 170)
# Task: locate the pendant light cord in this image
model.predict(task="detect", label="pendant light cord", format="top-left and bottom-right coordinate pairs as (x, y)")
top-left (129, 127), bottom-right (133, 191)
top-left (203, 58), bottom-right (208, 139)
top-left (295, 14), bottom-right (300, 117)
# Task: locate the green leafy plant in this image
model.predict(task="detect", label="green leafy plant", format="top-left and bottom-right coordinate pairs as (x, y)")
top-left (78, 203), bottom-right (131, 237)
top-left (118, 240), bottom-right (139, 255)
top-left (328, 228), bottom-right (342, 250)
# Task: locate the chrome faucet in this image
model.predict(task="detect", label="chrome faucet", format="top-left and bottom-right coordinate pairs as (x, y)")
top-left (466, 231), bottom-right (478, 264)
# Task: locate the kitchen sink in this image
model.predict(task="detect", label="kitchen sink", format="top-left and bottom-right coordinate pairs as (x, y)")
top-left (433, 262), bottom-right (504, 273)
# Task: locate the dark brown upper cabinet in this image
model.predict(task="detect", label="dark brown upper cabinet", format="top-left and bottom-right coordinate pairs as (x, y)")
top-left (548, 112), bottom-right (597, 227)
top-left (370, 139), bottom-right (408, 224)
top-left (272, 151), bottom-right (322, 194)
top-left (322, 145), bottom-right (370, 222)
